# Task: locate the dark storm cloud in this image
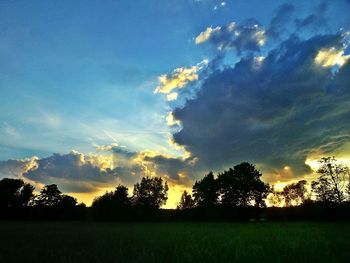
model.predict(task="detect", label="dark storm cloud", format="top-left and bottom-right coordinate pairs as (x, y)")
top-left (172, 32), bottom-right (350, 178)
top-left (267, 3), bottom-right (295, 39)
top-left (295, 1), bottom-right (329, 32)
top-left (143, 154), bottom-right (200, 182)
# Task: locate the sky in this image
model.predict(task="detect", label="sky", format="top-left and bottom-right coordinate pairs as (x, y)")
top-left (1, 0), bottom-right (350, 208)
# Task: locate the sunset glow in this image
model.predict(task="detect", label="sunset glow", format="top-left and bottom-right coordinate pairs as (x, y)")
top-left (1, 0), bottom-right (350, 208)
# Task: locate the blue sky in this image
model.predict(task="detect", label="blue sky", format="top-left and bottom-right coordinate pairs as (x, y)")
top-left (1, 0), bottom-right (350, 207)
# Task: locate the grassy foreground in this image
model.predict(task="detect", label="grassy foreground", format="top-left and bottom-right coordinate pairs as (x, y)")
top-left (0, 222), bottom-right (349, 263)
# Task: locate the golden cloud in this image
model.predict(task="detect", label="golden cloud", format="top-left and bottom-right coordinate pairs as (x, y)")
top-left (195, 26), bottom-right (221, 44)
top-left (315, 47), bottom-right (350, 67)
top-left (154, 66), bottom-right (200, 94)
top-left (165, 112), bottom-right (181, 127)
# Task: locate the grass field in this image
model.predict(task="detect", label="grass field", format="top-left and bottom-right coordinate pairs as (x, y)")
top-left (0, 222), bottom-right (349, 263)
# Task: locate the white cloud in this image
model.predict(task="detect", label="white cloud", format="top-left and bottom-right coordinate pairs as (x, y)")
top-left (95, 143), bottom-right (120, 152)
top-left (166, 92), bottom-right (178, 101)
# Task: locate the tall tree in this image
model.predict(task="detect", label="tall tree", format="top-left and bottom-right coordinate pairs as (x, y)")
top-left (113, 185), bottom-right (130, 206)
top-left (0, 178), bottom-right (34, 208)
top-left (132, 177), bottom-right (168, 209)
top-left (217, 168), bottom-right (239, 206)
top-left (177, 190), bottom-right (195, 210)
top-left (192, 172), bottom-right (218, 207)
top-left (217, 163), bottom-right (269, 207)
top-left (312, 157), bottom-right (348, 203)
top-left (35, 184), bottom-right (63, 207)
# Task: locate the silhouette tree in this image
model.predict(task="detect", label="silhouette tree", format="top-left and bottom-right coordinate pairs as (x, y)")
top-left (217, 163), bottom-right (269, 207)
top-left (0, 178), bottom-right (34, 208)
top-left (253, 179), bottom-right (271, 208)
top-left (217, 168), bottom-right (239, 207)
top-left (19, 183), bottom-right (36, 206)
top-left (92, 191), bottom-right (114, 208)
top-left (113, 185), bottom-right (130, 206)
top-left (92, 185), bottom-right (130, 209)
top-left (92, 185), bottom-right (135, 221)
top-left (192, 172), bottom-right (218, 207)
top-left (270, 180), bottom-right (308, 207)
top-left (177, 190), bottom-right (195, 210)
top-left (283, 180), bottom-right (308, 206)
top-left (35, 184), bottom-right (63, 207)
top-left (312, 157), bottom-right (348, 203)
top-left (58, 194), bottom-right (78, 208)
top-left (347, 167), bottom-right (350, 201)
top-left (268, 186), bottom-right (285, 207)
top-left (132, 177), bottom-right (168, 208)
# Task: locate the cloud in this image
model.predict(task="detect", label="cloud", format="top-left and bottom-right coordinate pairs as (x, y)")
top-left (95, 143), bottom-right (120, 152)
top-left (195, 26), bottom-right (222, 44)
top-left (166, 92), bottom-right (178, 101)
top-left (13, 148), bottom-right (147, 193)
top-left (166, 112), bottom-right (181, 127)
top-left (1, 122), bottom-right (21, 139)
top-left (315, 47), bottom-right (350, 67)
top-left (140, 154), bottom-right (196, 182)
top-left (0, 157), bottom-right (38, 180)
top-left (0, 145), bottom-right (196, 204)
top-left (267, 3), bottom-right (295, 38)
top-left (154, 60), bottom-right (208, 95)
top-left (22, 151), bottom-right (116, 192)
top-left (295, 1), bottom-right (329, 31)
top-left (171, 32), bottom-right (350, 182)
top-left (195, 21), bottom-right (266, 53)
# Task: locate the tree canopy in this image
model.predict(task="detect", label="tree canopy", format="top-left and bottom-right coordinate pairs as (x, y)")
top-left (132, 177), bottom-right (168, 209)
top-left (218, 163), bottom-right (270, 207)
top-left (192, 172), bottom-right (218, 207)
top-left (312, 157), bottom-right (348, 203)
top-left (0, 178), bottom-right (34, 208)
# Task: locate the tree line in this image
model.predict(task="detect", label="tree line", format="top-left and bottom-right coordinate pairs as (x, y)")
top-left (1, 157), bottom-right (350, 221)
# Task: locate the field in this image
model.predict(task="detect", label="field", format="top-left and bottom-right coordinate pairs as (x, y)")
top-left (0, 222), bottom-right (349, 263)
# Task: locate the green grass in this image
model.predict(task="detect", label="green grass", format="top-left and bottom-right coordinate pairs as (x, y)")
top-left (0, 222), bottom-right (349, 263)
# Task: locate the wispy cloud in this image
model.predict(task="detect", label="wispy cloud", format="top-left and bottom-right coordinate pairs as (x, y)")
top-left (1, 122), bottom-right (21, 139)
